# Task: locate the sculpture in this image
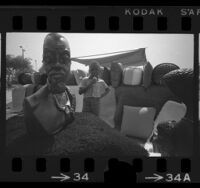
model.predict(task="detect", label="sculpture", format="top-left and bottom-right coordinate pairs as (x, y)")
top-left (23, 33), bottom-right (75, 138)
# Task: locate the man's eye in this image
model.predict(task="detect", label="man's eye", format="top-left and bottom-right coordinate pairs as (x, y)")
top-left (44, 57), bottom-right (53, 64)
top-left (44, 54), bottom-right (55, 63)
top-left (60, 56), bottom-right (70, 64)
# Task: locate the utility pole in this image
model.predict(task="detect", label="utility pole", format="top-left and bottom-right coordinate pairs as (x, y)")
top-left (19, 45), bottom-right (25, 59)
top-left (35, 60), bottom-right (38, 71)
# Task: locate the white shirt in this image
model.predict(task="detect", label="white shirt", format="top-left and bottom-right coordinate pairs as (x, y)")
top-left (79, 77), bottom-right (108, 98)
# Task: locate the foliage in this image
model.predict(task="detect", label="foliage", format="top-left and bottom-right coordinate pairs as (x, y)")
top-left (6, 55), bottom-right (34, 86)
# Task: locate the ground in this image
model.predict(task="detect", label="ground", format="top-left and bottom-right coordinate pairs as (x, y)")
top-left (6, 112), bottom-right (148, 157)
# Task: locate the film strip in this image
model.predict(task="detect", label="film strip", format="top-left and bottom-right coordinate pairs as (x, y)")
top-left (0, 6), bottom-right (200, 183)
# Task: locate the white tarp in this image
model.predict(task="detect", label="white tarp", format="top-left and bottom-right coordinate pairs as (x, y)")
top-left (154, 100), bottom-right (187, 130)
top-left (71, 48), bottom-right (147, 67)
top-left (99, 87), bottom-right (116, 128)
top-left (121, 106), bottom-right (156, 140)
top-left (11, 85), bottom-right (26, 112)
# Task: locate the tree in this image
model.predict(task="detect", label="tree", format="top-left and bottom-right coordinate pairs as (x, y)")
top-left (6, 55), bottom-right (34, 86)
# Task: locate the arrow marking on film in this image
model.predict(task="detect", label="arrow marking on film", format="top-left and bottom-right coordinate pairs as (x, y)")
top-left (145, 173), bottom-right (164, 182)
top-left (51, 173), bottom-right (71, 182)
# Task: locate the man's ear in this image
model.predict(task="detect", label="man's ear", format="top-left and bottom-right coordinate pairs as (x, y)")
top-left (39, 63), bottom-right (47, 74)
top-left (42, 63), bottom-right (51, 75)
top-left (69, 60), bottom-right (72, 66)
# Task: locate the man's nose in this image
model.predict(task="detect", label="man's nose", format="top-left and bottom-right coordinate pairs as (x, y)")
top-left (55, 54), bottom-right (61, 65)
top-left (55, 61), bottom-right (60, 66)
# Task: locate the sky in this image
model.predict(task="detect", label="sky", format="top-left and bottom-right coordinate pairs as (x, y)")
top-left (6, 33), bottom-right (194, 72)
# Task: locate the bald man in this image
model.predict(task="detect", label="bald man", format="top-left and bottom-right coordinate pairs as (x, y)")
top-left (23, 33), bottom-right (76, 138)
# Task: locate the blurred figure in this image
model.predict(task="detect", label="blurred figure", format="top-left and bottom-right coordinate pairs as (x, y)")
top-left (79, 61), bottom-right (110, 116)
top-left (17, 72), bottom-right (32, 85)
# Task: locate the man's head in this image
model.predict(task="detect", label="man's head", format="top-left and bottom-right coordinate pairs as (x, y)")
top-left (18, 72), bottom-right (32, 85)
top-left (110, 61), bottom-right (123, 88)
top-left (42, 33), bottom-right (71, 93)
top-left (89, 61), bottom-right (101, 78)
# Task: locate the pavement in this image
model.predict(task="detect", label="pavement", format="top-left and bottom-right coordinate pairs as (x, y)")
top-left (6, 88), bottom-right (23, 120)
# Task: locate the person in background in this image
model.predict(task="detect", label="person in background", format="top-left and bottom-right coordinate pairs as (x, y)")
top-left (31, 72), bottom-right (47, 92)
top-left (18, 72), bottom-right (32, 85)
top-left (79, 61), bottom-right (110, 116)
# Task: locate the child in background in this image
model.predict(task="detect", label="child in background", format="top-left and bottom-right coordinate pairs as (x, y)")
top-left (79, 61), bottom-right (110, 116)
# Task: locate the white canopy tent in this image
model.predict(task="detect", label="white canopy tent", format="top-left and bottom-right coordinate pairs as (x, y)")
top-left (71, 48), bottom-right (147, 68)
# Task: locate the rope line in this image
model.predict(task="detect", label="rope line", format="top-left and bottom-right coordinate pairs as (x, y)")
top-left (71, 48), bottom-right (146, 60)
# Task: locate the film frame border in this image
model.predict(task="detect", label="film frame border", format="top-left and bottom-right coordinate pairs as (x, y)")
top-left (0, 6), bottom-right (199, 183)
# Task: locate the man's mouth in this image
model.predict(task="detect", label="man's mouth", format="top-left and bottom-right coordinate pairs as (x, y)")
top-left (50, 73), bottom-right (64, 77)
top-left (48, 72), bottom-right (66, 83)
top-left (49, 71), bottom-right (65, 77)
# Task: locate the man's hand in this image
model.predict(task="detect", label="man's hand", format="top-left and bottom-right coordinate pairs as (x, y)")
top-left (100, 87), bottom-right (110, 99)
top-left (79, 77), bottom-right (97, 95)
top-left (90, 77), bottom-right (97, 84)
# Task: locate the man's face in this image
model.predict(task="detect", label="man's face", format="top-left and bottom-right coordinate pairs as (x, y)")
top-left (22, 73), bottom-right (32, 85)
top-left (42, 34), bottom-right (71, 93)
top-left (89, 64), bottom-right (101, 78)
